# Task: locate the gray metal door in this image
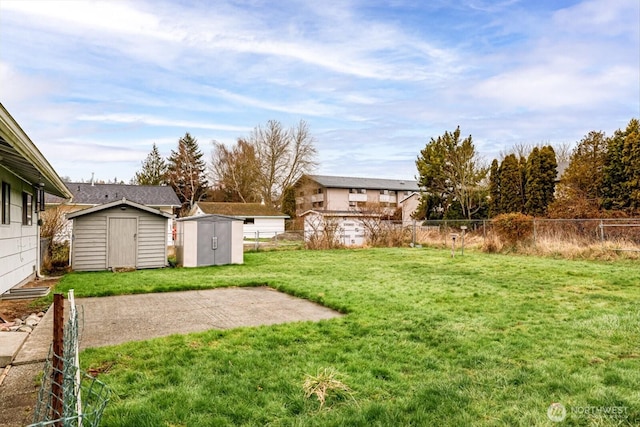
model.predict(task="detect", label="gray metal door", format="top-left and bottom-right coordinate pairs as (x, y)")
top-left (108, 217), bottom-right (137, 268)
top-left (214, 221), bottom-right (231, 265)
top-left (196, 220), bottom-right (232, 266)
top-left (197, 221), bottom-right (215, 266)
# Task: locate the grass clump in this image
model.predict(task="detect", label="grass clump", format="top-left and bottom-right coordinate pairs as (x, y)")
top-left (303, 367), bottom-right (356, 409)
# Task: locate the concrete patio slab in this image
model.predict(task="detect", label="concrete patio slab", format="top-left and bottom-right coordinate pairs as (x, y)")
top-left (15, 286), bottom-right (342, 364)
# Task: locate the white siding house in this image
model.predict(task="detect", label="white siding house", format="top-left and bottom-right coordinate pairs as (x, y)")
top-left (0, 103), bottom-right (71, 294)
top-left (190, 202), bottom-right (289, 239)
top-left (301, 210), bottom-right (374, 247)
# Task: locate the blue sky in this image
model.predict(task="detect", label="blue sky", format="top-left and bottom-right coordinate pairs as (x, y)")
top-left (1, 0), bottom-right (638, 182)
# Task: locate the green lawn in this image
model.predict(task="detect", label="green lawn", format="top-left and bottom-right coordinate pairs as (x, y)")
top-left (58, 248), bottom-right (640, 426)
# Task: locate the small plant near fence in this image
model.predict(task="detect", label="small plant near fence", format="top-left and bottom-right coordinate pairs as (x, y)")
top-left (491, 213), bottom-right (534, 246)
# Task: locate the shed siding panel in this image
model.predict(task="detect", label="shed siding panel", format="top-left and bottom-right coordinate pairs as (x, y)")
top-left (137, 215), bottom-right (167, 268)
top-left (72, 216), bottom-right (107, 271)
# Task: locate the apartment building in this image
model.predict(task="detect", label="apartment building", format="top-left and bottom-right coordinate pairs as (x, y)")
top-left (295, 174), bottom-right (420, 214)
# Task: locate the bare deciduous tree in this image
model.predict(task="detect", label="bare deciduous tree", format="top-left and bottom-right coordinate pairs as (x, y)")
top-left (251, 120), bottom-right (317, 206)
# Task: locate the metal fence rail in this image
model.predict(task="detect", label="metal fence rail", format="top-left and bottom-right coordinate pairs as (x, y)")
top-left (29, 291), bottom-right (110, 427)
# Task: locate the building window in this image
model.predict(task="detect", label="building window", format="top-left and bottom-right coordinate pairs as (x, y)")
top-left (1, 182), bottom-right (10, 225)
top-left (350, 188), bottom-right (366, 194)
top-left (244, 218), bottom-right (255, 225)
top-left (380, 189), bottom-right (388, 195)
top-left (316, 188), bottom-right (323, 194)
top-left (22, 192), bottom-right (33, 225)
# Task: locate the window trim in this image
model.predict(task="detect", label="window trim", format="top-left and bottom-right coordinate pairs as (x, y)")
top-left (1, 182), bottom-right (10, 225)
top-left (22, 191), bottom-right (33, 226)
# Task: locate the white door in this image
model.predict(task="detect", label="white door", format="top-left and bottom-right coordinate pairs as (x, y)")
top-left (108, 217), bottom-right (137, 268)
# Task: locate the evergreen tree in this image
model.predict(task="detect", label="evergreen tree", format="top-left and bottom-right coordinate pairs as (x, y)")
top-left (498, 154), bottom-right (524, 213)
top-left (602, 118), bottom-right (640, 211)
top-left (524, 147), bottom-right (545, 216)
top-left (522, 145), bottom-right (557, 216)
top-left (539, 145), bottom-right (557, 210)
top-left (561, 131), bottom-right (607, 203)
top-left (166, 132), bottom-right (208, 215)
top-left (623, 119), bottom-right (640, 211)
top-left (488, 159), bottom-right (501, 217)
top-left (281, 186), bottom-right (297, 220)
top-left (133, 143), bottom-right (167, 185)
top-left (416, 126), bottom-right (488, 220)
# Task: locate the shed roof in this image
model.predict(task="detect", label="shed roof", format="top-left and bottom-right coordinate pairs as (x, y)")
top-left (67, 198), bottom-right (173, 219)
top-left (47, 182), bottom-right (180, 206)
top-left (304, 174), bottom-right (420, 191)
top-left (194, 202), bottom-right (288, 218)
top-left (177, 213), bottom-right (242, 222)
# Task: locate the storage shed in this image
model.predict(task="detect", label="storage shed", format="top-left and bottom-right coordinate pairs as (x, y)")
top-left (176, 214), bottom-right (243, 267)
top-left (67, 198), bottom-right (172, 271)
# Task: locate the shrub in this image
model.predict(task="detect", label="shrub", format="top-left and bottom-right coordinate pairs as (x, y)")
top-left (492, 213), bottom-right (534, 246)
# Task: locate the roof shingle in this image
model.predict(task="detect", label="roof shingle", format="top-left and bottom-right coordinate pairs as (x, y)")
top-left (305, 174), bottom-right (420, 191)
top-left (45, 183), bottom-right (181, 206)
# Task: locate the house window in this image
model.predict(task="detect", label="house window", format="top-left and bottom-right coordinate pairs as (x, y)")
top-left (316, 188), bottom-right (323, 194)
top-left (1, 182), bottom-right (10, 225)
top-left (244, 218), bottom-right (255, 225)
top-left (22, 192), bottom-right (33, 225)
top-left (380, 189), bottom-right (388, 195)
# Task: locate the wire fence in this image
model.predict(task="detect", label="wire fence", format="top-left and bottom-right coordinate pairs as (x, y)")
top-left (28, 291), bottom-right (110, 427)
top-left (257, 218), bottom-right (640, 252)
top-left (417, 218), bottom-right (640, 250)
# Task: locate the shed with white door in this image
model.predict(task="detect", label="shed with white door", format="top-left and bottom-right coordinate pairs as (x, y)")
top-left (67, 198), bottom-right (171, 271)
top-left (175, 214), bottom-right (243, 267)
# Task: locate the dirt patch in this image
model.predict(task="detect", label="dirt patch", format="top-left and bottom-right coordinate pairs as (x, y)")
top-left (0, 278), bottom-right (59, 323)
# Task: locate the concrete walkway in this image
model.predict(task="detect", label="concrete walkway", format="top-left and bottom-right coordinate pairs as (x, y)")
top-left (0, 287), bottom-right (342, 426)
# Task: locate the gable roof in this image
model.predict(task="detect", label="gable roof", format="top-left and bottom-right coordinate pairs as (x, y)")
top-left (194, 202), bottom-right (288, 218)
top-left (304, 174), bottom-right (420, 191)
top-left (0, 103), bottom-right (71, 198)
top-left (47, 182), bottom-right (181, 206)
top-left (67, 198), bottom-right (172, 219)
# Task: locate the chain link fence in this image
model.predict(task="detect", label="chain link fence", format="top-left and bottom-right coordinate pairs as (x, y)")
top-left (29, 291), bottom-right (110, 427)
top-left (270, 218), bottom-right (640, 252)
top-left (414, 218), bottom-right (640, 252)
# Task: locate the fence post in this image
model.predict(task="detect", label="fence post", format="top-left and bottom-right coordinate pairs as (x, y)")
top-left (412, 219), bottom-right (416, 247)
top-left (599, 220), bottom-right (604, 245)
top-left (52, 293), bottom-right (64, 425)
top-left (254, 231), bottom-right (259, 251)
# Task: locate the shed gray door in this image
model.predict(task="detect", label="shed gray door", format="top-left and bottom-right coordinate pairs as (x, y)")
top-left (196, 221), bottom-right (232, 266)
top-left (197, 222), bottom-right (215, 266)
top-left (108, 217), bottom-right (137, 268)
top-left (214, 221), bottom-right (231, 265)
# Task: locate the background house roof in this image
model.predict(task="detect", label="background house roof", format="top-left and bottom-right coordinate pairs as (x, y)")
top-left (67, 198), bottom-right (172, 219)
top-left (0, 103), bottom-right (71, 198)
top-left (46, 183), bottom-right (181, 206)
top-left (195, 202), bottom-right (288, 218)
top-left (304, 174), bottom-right (420, 191)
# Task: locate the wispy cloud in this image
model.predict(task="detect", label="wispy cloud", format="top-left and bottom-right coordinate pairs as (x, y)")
top-left (0, 0), bottom-right (637, 181)
top-left (76, 113), bottom-right (250, 133)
